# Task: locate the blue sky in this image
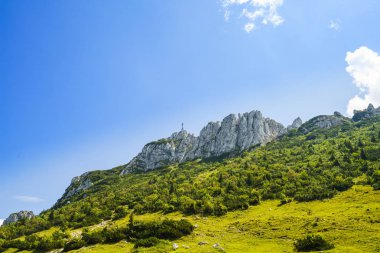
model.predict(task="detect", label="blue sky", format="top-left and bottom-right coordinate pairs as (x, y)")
top-left (1, 0), bottom-right (380, 219)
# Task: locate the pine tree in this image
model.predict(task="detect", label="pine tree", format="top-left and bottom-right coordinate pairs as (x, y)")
top-left (360, 148), bottom-right (367, 160)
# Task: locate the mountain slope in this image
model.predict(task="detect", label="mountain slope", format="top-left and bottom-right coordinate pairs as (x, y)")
top-left (122, 110), bottom-right (286, 173)
top-left (0, 106), bottom-right (379, 252)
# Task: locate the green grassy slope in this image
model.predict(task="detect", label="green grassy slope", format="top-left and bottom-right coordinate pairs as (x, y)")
top-left (5, 185), bottom-right (379, 252)
top-left (1, 116), bottom-right (379, 252)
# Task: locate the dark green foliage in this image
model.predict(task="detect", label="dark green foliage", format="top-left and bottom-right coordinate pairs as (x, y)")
top-left (133, 237), bottom-right (161, 248)
top-left (294, 234), bottom-right (334, 252)
top-left (113, 206), bottom-right (129, 220)
top-left (1, 219), bottom-right (193, 252)
top-left (0, 230), bottom-right (67, 251)
top-left (102, 226), bottom-right (128, 243)
top-left (131, 219), bottom-right (193, 240)
top-left (0, 117), bottom-right (379, 247)
top-left (82, 229), bottom-right (104, 245)
top-left (63, 238), bottom-right (86, 251)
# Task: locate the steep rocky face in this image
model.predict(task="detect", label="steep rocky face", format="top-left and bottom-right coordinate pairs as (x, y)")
top-left (298, 111), bottom-right (351, 134)
top-left (57, 172), bottom-right (93, 204)
top-left (287, 117), bottom-right (303, 130)
top-left (122, 110), bottom-right (286, 173)
top-left (3, 211), bottom-right (34, 225)
top-left (352, 104), bottom-right (380, 122)
top-left (125, 131), bottom-right (198, 171)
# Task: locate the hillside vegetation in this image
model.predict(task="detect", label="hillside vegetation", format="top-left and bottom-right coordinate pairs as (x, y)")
top-left (0, 116), bottom-right (379, 252)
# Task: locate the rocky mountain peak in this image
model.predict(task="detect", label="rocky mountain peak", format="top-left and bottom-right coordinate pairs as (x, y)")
top-left (298, 112), bottom-right (350, 134)
top-left (121, 109), bottom-right (286, 173)
top-left (367, 103), bottom-right (375, 112)
top-left (3, 211), bottom-right (34, 226)
top-left (353, 104), bottom-right (380, 122)
top-left (287, 117), bottom-right (303, 130)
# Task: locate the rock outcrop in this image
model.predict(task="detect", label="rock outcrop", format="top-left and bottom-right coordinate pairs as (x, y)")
top-left (287, 117), bottom-right (303, 130)
top-left (3, 211), bottom-right (34, 225)
top-left (122, 110), bottom-right (286, 173)
top-left (352, 104), bottom-right (380, 122)
top-left (57, 172), bottom-right (93, 204)
top-left (298, 111), bottom-right (351, 134)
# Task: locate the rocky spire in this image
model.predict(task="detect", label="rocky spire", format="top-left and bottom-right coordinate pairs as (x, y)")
top-left (352, 103), bottom-right (380, 122)
top-left (287, 117), bottom-right (302, 130)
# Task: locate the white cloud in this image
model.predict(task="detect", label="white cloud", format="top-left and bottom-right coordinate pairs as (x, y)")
top-left (329, 19), bottom-right (340, 31)
top-left (345, 46), bottom-right (380, 116)
top-left (222, 0), bottom-right (284, 32)
top-left (0, 219), bottom-right (3, 226)
top-left (13, 195), bottom-right (44, 203)
top-left (244, 22), bottom-right (255, 32)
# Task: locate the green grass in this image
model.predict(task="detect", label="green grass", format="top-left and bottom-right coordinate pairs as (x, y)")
top-left (2, 117), bottom-right (379, 252)
top-left (5, 184), bottom-right (376, 253)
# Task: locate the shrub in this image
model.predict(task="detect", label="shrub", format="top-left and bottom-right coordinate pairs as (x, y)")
top-left (294, 234), bottom-right (334, 252)
top-left (82, 230), bottom-right (104, 244)
top-left (130, 219), bottom-right (193, 240)
top-left (63, 238), bottom-right (86, 252)
top-left (101, 226), bottom-right (128, 243)
top-left (134, 237), bottom-right (161, 248)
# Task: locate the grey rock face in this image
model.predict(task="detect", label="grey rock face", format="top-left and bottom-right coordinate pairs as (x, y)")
top-left (122, 110), bottom-right (286, 173)
top-left (352, 104), bottom-right (380, 122)
top-left (287, 117), bottom-right (303, 130)
top-left (58, 172), bottom-right (93, 204)
top-left (3, 211), bottom-right (34, 225)
top-left (298, 112), bottom-right (350, 134)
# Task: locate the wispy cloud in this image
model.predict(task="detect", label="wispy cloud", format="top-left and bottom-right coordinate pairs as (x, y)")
top-left (345, 46), bottom-right (380, 116)
top-left (244, 22), bottom-right (255, 32)
top-left (13, 195), bottom-right (44, 203)
top-left (222, 0), bottom-right (285, 33)
top-left (329, 19), bottom-right (341, 31)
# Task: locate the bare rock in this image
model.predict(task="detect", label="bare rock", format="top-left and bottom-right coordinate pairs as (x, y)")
top-left (352, 103), bottom-right (380, 122)
top-left (122, 110), bottom-right (286, 173)
top-left (298, 112), bottom-right (350, 134)
top-left (3, 211), bottom-right (34, 225)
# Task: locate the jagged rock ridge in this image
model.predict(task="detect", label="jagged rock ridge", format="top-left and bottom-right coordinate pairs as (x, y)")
top-left (59, 104), bottom-right (380, 203)
top-left (353, 104), bottom-right (380, 122)
top-left (56, 172), bottom-right (94, 205)
top-left (298, 111), bottom-right (351, 134)
top-left (122, 110), bottom-right (287, 173)
top-left (287, 117), bottom-right (303, 130)
top-left (3, 211), bottom-right (34, 226)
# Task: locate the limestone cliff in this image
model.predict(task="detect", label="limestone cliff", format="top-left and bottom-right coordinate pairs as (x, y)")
top-left (3, 211), bottom-right (34, 225)
top-left (122, 110), bottom-right (286, 173)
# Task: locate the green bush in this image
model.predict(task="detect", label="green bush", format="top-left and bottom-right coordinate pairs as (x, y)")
top-left (294, 234), bottom-right (334, 252)
top-left (82, 230), bottom-right (104, 244)
top-left (134, 237), bottom-right (161, 248)
top-left (63, 238), bottom-right (86, 252)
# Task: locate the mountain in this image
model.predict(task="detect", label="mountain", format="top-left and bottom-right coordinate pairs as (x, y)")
top-left (353, 103), bottom-right (380, 122)
top-left (3, 211), bottom-right (34, 226)
top-left (58, 109), bottom-right (288, 204)
top-left (0, 105), bottom-right (379, 252)
top-left (122, 110), bottom-right (286, 173)
top-left (55, 106), bottom-right (380, 207)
